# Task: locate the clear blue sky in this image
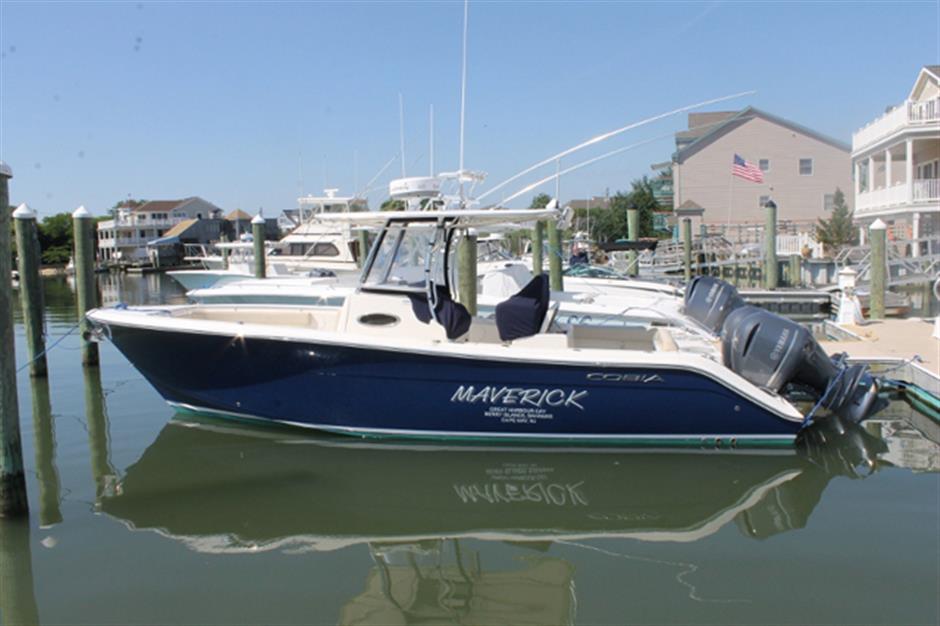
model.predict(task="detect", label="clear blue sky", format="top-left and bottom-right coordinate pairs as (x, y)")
top-left (1, 1), bottom-right (937, 216)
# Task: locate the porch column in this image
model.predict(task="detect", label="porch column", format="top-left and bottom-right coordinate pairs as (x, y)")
top-left (885, 148), bottom-right (892, 188)
top-left (906, 138), bottom-right (914, 203)
top-left (912, 212), bottom-right (921, 258)
top-left (859, 224), bottom-right (866, 246)
top-left (854, 160), bottom-right (861, 197)
top-left (868, 155), bottom-right (876, 190)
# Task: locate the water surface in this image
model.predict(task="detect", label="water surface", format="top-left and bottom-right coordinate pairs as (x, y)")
top-left (2, 274), bottom-right (938, 625)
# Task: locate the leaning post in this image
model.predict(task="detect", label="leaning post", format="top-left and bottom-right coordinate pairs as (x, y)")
top-left (763, 199), bottom-right (778, 290)
top-left (869, 219), bottom-right (887, 320)
top-left (73, 205), bottom-right (99, 366)
top-left (251, 213), bottom-right (266, 279)
top-left (0, 161), bottom-right (29, 516)
top-left (457, 229), bottom-right (478, 315)
top-left (626, 206), bottom-right (639, 277)
top-left (532, 221), bottom-right (544, 276)
top-left (13, 204), bottom-right (47, 377)
top-left (682, 218), bottom-right (692, 283)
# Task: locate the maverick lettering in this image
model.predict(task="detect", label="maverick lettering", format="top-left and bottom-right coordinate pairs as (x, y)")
top-left (451, 385), bottom-right (588, 410)
top-left (453, 481), bottom-right (588, 506)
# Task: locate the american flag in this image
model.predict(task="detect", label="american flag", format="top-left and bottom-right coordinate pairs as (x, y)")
top-left (732, 154), bottom-right (764, 183)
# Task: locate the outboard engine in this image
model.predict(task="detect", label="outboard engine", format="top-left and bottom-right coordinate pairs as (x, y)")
top-left (683, 276), bottom-right (745, 335)
top-left (720, 305), bottom-right (879, 423)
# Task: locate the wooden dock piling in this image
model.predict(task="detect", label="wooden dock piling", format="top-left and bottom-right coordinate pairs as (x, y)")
top-left (547, 219), bottom-right (563, 292)
top-left (457, 229), bottom-right (478, 315)
top-left (84, 366), bottom-right (116, 501)
top-left (764, 199), bottom-right (778, 290)
top-left (869, 219), bottom-right (887, 320)
top-left (0, 162), bottom-right (28, 517)
top-left (29, 376), bottom-right (61, 527)
top-left (251, 213), bottom-right (266, 279)
top-left (0, 517), bottom-right (40, 625)
top-left (72, 206), bottom-right (99, 366)
top-left (357, 229), bottom-right (370, 269)
top-left (532, 221), bottom-right (544, 276)
top-left (13, 204), bottom-right (47, 378)
top-left (682, 218), bottom-right (692, 283)
top-left (789, 254), bottom-right (802, 288)
top-left (627, 206), bottom-right (639, 277)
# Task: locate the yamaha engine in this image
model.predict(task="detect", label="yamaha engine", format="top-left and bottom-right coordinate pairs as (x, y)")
top-left (683, 276), bottom-right (745, 334)
top-left (720, 304), bottom-right (879, 423)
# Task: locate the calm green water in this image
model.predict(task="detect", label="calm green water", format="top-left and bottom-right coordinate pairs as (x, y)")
top-left (2, 274), bottom-right (939, 626)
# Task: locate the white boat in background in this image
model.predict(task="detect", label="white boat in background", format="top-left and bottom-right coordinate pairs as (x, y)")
top-left (169, 189), bottom-right (368, 291)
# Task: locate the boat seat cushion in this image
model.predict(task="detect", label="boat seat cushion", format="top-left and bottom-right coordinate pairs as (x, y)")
top-left (495, 274), bottom-right (550, 342)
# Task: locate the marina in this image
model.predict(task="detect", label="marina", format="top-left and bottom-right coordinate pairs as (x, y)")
top-left (2, 2), bottom-right (940, 624)
top-left (0, 274), bottom-right (937, 625)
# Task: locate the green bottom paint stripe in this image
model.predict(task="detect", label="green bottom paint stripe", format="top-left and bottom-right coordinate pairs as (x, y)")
top-left (168, 402), bottom-right (796, 448)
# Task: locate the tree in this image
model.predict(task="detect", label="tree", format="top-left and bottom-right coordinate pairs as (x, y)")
top-left (816, 188), bottom-right (855, 253)
top-left (37, 213), bottom-right (74, 265)
top-left (380, 198), bottom-right (405, 212)
top-left (529, 193), bottom-right (552, 209)
top-left (587, 177), bottom-right (662, 243)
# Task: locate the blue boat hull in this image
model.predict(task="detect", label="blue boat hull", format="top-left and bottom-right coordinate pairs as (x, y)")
top-left (105, 325), bottom-right (802, 444)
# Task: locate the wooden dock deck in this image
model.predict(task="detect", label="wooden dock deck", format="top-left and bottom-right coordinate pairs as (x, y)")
top-left (821, 318), bottom-right (940, 393)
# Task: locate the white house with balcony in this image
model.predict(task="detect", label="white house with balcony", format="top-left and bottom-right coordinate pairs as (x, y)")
top-left (97, 197), bottom-right (223, 262)
top-left (852, 65), bottom-right (940, 256)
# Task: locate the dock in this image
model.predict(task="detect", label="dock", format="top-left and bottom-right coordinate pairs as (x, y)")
top-left (821, 318), bottom-right (940, 393)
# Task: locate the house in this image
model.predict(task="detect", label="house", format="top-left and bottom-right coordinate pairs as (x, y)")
top-left (97, 197), bottom-right (223, 262)
top-left (661, 107), bottom-right (853, 233)
top-left (852, 65), bottom-right (940, 256)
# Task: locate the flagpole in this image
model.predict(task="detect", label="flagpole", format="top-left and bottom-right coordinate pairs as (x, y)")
top-left (727, 153), bottom-right (735, 235)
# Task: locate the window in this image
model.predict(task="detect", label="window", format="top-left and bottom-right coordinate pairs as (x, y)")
top-left (312, 242), bottom-right (340, 257)
top-left (759, 195), bottom-right (770, 207)
top-left (759, 159), bottom-right (770, 171)
top-left (824, 194), bottom-right (835, 212)
top-left (799, 158), bottom-right (814, 176)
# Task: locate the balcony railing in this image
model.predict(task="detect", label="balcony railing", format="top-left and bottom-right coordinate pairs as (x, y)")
top-left (856, 178), bottom-right (940, 213)
top-left (913, 178), bottom-right (940, 201)
top-left (852, 98), bottom-right (940, 151)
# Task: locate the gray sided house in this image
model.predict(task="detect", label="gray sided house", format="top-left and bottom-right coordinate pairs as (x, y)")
top-left (669, 107), bottom-right (852, 231)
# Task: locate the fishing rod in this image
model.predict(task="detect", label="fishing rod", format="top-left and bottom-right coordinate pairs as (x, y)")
top-left (477, 90), bottom-right (756, 203)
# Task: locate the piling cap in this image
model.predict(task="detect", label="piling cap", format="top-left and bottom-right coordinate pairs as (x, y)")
top-left (0, 161), bottom-right (11, 178)
top-left (72, 205), bottom-right (92, 219)
top-left (251, 212), bottom-right (265, 225)
top-left (838, 267), bottom-right (858, 276)
top-left (869, 218), bottom-right (887, 231)
top-left (12, 203), bottom-right (36, 219)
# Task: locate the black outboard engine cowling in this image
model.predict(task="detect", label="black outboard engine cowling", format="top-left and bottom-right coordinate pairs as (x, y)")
top-left (720, 305), bottom-right (879, 422)
top-left (683, 276), bottom-right (745, 335)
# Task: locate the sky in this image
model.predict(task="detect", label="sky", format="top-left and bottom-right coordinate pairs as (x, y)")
top-left (1, 0), bottom-right (938, 217)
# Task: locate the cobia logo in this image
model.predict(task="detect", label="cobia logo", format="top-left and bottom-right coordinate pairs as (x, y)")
top-left (451, 385), bottom-right (588, 410)
top-left (586, 372), bottom-right (665, 383)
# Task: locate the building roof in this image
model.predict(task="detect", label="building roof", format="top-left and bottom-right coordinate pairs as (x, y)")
top-left (675, 199), bottom-right (705, 216)
top-left (909, 65), bottom-right (940, 100)
top-left (226, 209), bottom-right (252, 221)
top-left (158, 219), bottom-right (197, 239)
top-left (131, 199), bottom-right (188, 213)
top-left (565, 196), bottom-right (610, 210)
top-left (673, 107), bottom-right (851, 164)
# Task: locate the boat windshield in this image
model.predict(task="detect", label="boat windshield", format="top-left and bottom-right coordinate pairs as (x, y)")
top-left (362, 222), bottom-right (445, 292)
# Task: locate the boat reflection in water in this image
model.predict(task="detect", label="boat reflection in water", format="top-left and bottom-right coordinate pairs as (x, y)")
top-left (97, 414), bottom-right (923, 624)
